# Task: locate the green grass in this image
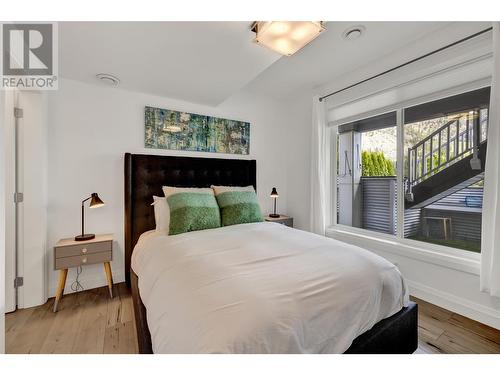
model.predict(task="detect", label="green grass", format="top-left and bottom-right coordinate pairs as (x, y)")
top-left (408, 236), bottom-right (481, 253)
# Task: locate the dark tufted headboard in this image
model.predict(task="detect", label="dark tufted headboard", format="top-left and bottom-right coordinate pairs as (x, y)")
top-left (124, 153), bottom-right (257, 287)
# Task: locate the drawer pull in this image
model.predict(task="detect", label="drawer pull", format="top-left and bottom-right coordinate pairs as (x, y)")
top-left (81, 257), bottom-right (87, 264)
top-left (82, 248), bottom-right (88, 254)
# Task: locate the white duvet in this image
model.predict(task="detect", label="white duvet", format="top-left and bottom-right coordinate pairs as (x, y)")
top-left (132, 222), bottom-right (408, 353)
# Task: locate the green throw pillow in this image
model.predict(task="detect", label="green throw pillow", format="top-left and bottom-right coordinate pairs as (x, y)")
top-left (163, 187), bottom-right (221, 235)
top-left (211, 186), bottom-right (264, 227)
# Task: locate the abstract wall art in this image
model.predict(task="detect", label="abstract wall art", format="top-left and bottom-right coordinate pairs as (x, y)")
top-left (144, 106), bottom-right (250, 155)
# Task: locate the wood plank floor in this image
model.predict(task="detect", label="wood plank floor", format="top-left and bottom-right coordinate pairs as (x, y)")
top-left (5, 284), bottom-right (500, 354)
top-left (411, 296), bottom-right (500, 354)
top-left (5, 283), bottom-right (138, 354)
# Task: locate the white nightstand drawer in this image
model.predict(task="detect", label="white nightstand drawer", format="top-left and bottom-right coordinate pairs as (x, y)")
top-left (55, 240), bottom-right (111, 259)
top-left (55, 251), bottom-right (112, 270)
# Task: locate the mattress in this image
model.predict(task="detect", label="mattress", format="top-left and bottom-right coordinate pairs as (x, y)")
top-left (131, 222), bottom-right (408, 353)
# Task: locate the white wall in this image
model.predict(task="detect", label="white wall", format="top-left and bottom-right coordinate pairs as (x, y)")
top-left (46, 78), bottom-right (289, 296)
top-left (1, 90), bottom-right (6, 353)
top-left (283, 92), bottom-right (313, 231)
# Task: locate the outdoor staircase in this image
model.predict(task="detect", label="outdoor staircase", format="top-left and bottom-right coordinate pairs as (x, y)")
top-left (405, 110), bottom-right (487, 209)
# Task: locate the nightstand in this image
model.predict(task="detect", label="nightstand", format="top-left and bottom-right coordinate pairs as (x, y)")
top-left (53, 234), bottom-right (114, 312)
top-left (265, 215), bottom-right (293, 228)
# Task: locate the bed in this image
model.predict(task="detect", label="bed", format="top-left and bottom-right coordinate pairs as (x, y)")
top-left (124, 153), bottom-right (418, 354)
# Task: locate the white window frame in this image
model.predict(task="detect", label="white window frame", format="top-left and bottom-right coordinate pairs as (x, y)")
top-left (326, 80), bottom-right (492, 275)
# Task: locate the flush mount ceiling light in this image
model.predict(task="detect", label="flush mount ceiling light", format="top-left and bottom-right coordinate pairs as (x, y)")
top-left (96, 73), bottom-right (120, 86)
top-left (342, 25), bottom-right (365, 41)
top-left (251, 21), bottom-right (326, 56)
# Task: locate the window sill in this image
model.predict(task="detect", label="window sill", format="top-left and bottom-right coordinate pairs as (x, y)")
top-left (326, 225), bottom-right (480, 276)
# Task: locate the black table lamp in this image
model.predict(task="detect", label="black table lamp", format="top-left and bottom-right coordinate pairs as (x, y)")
top-left (75, 193), bottom-right (105, 241)
top-left (269, 187), bottom-right (280, 218)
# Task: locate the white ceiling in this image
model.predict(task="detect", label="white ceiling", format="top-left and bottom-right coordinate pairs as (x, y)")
top-left (59, 22), bottom-right (281, 106)
top-left (59, 21), bottom-right (491, 106)
top-left (244, 21), bottom-right (450, 98)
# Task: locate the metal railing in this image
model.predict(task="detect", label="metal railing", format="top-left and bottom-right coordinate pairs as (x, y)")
top-left (407, 109), bottom-right (485, 190)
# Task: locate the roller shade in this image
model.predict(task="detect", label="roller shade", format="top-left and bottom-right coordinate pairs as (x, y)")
top-left (338, 111), bottom-right (396, 134)
top-left (404, 86), bottom-right (490, 124)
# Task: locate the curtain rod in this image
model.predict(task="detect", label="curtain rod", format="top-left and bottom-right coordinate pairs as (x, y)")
top-left (319, 27), bottom-right (493, 102)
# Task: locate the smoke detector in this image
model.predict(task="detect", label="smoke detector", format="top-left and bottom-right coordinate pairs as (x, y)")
top-left (342, 25), bottom-right (365, 41)
top-left (96, 73), bottom-right (120, 86)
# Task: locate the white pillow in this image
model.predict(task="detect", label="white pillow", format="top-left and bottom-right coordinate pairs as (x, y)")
top-left (211, 185), bottom-right (256, 194)
top-left (152, 195), bottom-right (170, 234)
top-left (162, 186), bottom-right (214, 198)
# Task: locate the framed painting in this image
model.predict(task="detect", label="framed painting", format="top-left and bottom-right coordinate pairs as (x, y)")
top-left (144, 106), bottom-right (250, 155)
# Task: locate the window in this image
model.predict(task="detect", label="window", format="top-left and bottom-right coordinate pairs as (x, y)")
top-left (334, 87), bottom-right (490, 253)
top-left (336, 112), bottom-right (398, 234)
top-left (403, 106), bottom-right (489, 253)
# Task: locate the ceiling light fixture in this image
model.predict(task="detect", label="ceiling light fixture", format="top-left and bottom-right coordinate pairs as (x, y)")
top-left (251, 21), bottom-right (326, 56)
top-left (342, 25), bottom-right (365, 41)
top-left (96, 73), bottom-right (120, 86)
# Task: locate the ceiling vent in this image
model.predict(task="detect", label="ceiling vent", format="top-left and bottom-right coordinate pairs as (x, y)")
top-left (96, 73), bottom-right (120, 86)
top-left (342, 25), bottom-right (365, 41)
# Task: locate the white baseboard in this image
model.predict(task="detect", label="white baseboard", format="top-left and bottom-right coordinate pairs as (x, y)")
top-left (407, 279), bottom-right (500, 330)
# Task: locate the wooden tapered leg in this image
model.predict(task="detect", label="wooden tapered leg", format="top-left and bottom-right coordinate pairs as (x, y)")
top-left (53, 269), bottom-right (68, 312)
top-left (103, 262), bottom-right (114, 298)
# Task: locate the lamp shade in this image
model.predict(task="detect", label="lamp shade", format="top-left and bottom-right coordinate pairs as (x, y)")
top-left (252, 21), bottom-right (325, 56)
top-left (89, 193), bottom-right (105, 208)
top-left (270, 187), bottom-right (279, 198)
